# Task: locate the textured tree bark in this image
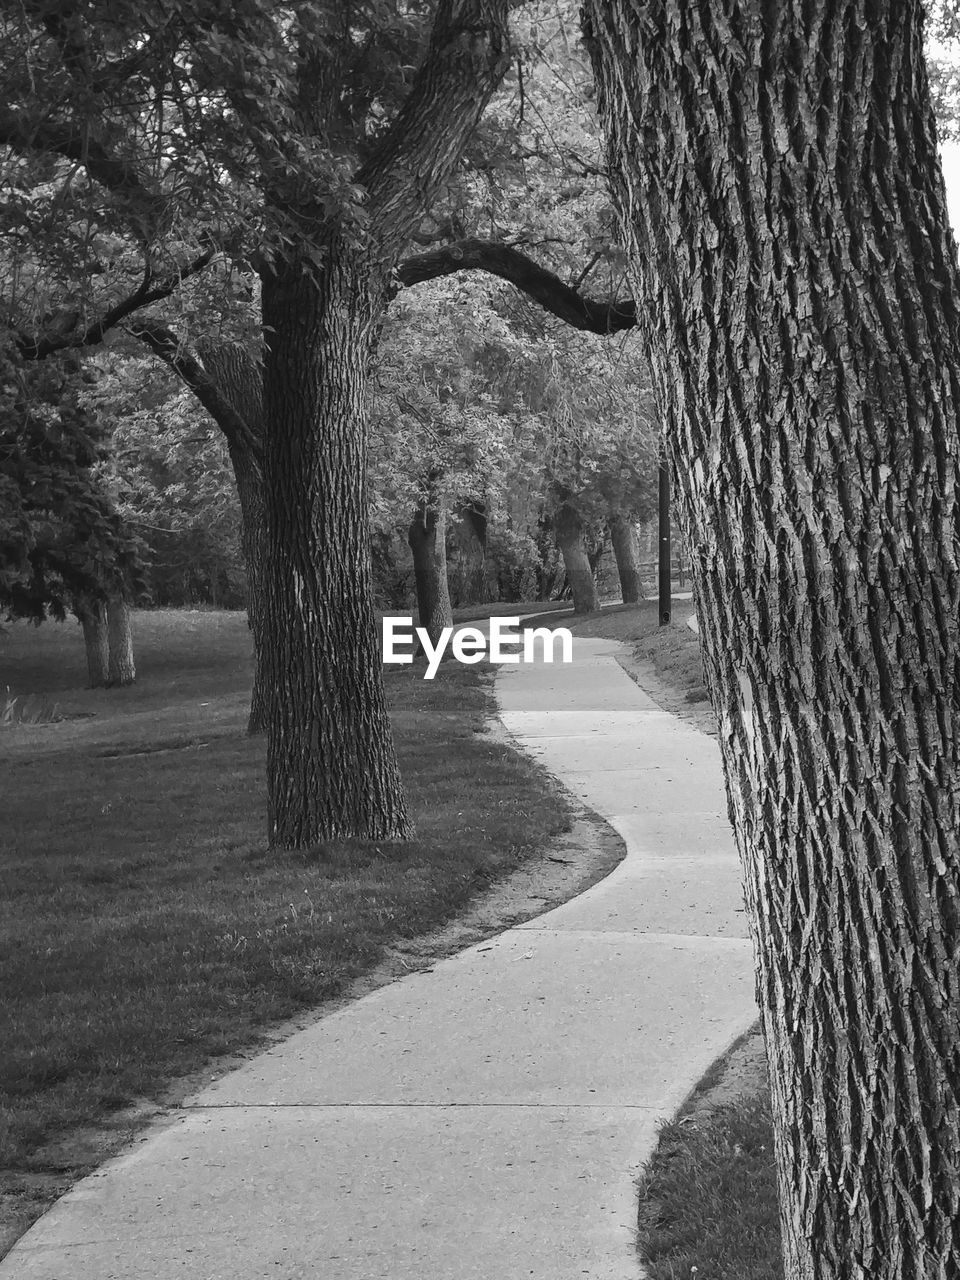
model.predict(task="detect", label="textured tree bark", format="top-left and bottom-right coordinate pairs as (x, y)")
top-left (77, 598), bottom-right (108, 688)
top-left (584, 1), bottom-right (960, 1275)
top-left (609, 515), bottom-right (643, 603)
top-left (408, 499), bottom-right (454, 646)
top-left (261, 249), bottom-right (409, 847)
top-left (106, 595), bottom-right (135, 686)
top-left (554, 502), bottom-right (598, 614)
top-left (255, 0), bottom-right (507, 845)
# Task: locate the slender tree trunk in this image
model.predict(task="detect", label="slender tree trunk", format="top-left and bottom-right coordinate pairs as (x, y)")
top-left (106, 596), bottom-right (135, 686)
top-left (230, 447), bottom-right (269, 734)
top-left (455, 500), bottom-right (489, 605)
top-left (554, 501), bottom-right (598, 613)
top-left (76, 598), bottom-right (109, 688)
top-left (196, 341), bottom-right (270, 736)
top-left (260, 249), bottom-right (409, 847)
top-left (585, 2), bottom-right (960, 1275)
top-left (408, 499), bottom-right (454, 646)
top-left (609, 515), bottom-right (643, 603)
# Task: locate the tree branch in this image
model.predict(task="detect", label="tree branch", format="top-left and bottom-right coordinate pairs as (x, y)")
top-left (127, 321), bottom-right (263, 467)
top-left (396, 239), bottom-right (637, 334)
top-left (15, 246), bottom-right (217, 360)
top-left (355, 0), bottom-right (511, 256)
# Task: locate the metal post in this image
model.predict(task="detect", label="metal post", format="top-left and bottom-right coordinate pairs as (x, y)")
top-left (658, 451), bottom-right (671, 626)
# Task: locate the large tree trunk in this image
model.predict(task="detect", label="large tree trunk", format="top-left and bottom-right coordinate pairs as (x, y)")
top-left (260, 250), bottom-right (409, 847)
top-left (608, 515), bottom-right (643, 604)
top-left (408, 498), bottom-right (454, 646)
top-left (554, 501), bottom-right (598, 614)
top-left (106, 596), bottom-right (135, 686)
top-left (584, 2), bottom-right (960, 1275)
top-left (76, 598), bottom-right (108, 688)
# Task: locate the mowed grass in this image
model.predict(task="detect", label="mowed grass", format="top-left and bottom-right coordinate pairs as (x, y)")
top-left (0, 609), bottom-right (571, 1169)
top-left (637, 1086), bottom-right (782, 1280)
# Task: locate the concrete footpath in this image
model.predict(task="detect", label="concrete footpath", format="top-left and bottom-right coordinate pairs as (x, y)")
top-left (3, 637), bottom-right (758, 1280)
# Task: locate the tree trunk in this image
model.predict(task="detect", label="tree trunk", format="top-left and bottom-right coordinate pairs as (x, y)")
top-left (408, 499), bottom-right (454, 646)
top-left (230, 446), bottom-right (269, 734)
top-left (609, 515), bottom-right (643, 603)
top-left (554, 502), bottom-right (598, 613)
top-left (196, 341), bottom-right (269, 736)
top-left (106, 596), bottom-right (135, 686)
top-left (584, 2), bottom-right (960, 1275)
top-left (77, 598), bottom-right (108, 688)
top-left (260, 249), bottom-right (409, 847)
top-left (587, 534), bottom-right (606, 577)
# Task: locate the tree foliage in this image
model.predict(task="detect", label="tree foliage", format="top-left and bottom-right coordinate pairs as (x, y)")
top-left (0, 348), bottom-right (143, 621)
top-left (86, 353), bottom-right (246, 606)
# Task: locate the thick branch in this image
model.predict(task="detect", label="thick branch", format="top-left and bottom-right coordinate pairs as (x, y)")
top-left (16, 247), bottom-right (217, 360)
top-left (396, 238), bottom-right (637, 334)
top-left (129, 322), bottom-right (263, 466)
top-left (356, 0), bottom-right (511, 256)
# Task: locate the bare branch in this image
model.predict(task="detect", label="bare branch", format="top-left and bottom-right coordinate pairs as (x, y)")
top-left (128, 321), bottom-right (263, 467)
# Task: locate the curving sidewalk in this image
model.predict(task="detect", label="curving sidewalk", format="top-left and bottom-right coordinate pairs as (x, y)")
top-left (2, 636), bottom-right (757, 1280)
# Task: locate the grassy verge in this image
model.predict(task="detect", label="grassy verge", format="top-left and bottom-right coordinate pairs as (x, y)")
top-left (452, 600), bottom-right (568, 624)
top-left (636, 1032), bottom-right (781, 1279)
top-left (1, 610), bottom-right (571, 1175)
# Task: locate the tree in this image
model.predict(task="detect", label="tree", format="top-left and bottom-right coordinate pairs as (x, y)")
top-left (0, 349), bottom-right (143, 684)
top-left (106, 594), bottom-right (135, 685)
top-left (74, 596), bottom-right (109, 687)
top-left (88, 339), bottom-right (265, 716)
top-left (1, 0), bottom-right (515, 844)
top-left (583, 1), bottom-right (960, 1274)
top-left (370, 273), bottom-right (538, 635)
top-left (1, 0), bottom-right (659, 840)
top-left (549, 486), bottom-right (598, 612)
top-left (106, 375), bottom-right (246, 609)
top-left (608, 514), bottom-right (642, 603)
top-left (497, 313), bottom-right (656, 613)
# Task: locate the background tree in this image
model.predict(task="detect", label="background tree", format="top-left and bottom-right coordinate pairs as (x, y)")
top-left (370, 268), bottom-right (658, 616)
top-left (583, 0), bottom-right (960, 1274)
top-left (0, 0), bottom-right (516, 845)
top-left (0, 348), bottom-right (143, 685)
top-left (0, 0), bottom-right (658, 842)
top-left (370, 274), bottom-right (538, 636)
top-left (88, 355), bottom-right (246, 608)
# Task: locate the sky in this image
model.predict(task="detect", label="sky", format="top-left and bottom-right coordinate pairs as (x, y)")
top-left (940, 141), bottom-right (960, 230)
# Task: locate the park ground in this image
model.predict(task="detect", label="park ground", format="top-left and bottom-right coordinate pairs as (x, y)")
top-left (0, 600), bottom-right (779, 1274)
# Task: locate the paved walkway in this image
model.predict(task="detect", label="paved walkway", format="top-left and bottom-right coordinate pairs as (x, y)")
top-left (3, 638), bottom-right (757, 1280)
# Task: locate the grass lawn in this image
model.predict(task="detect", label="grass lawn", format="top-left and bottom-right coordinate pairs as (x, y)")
top-left (0, 608), bottom-right (572, 1179)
